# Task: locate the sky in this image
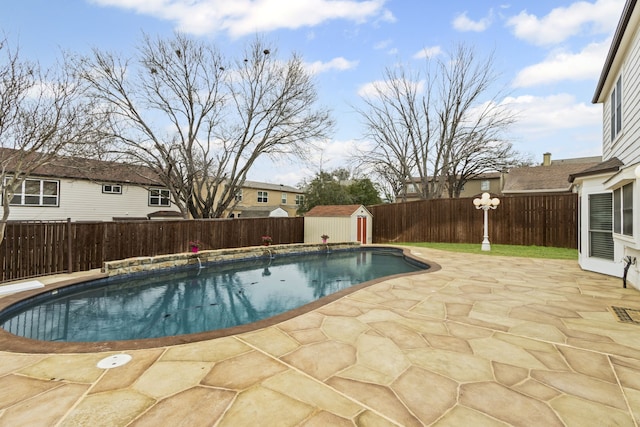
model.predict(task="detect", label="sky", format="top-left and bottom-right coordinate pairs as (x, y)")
top-left (0, 0), bottom-right (627, 187)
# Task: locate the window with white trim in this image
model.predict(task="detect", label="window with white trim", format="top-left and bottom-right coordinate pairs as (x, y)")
top-left (257, 191), bottom-right (268, 203)
top-left (102, 184), bottom-right (122, 194)
top-left (295, 194), bottom-right (304, 206)
top-left (235, 189), bottom-right (243, 202)
top-left (589, 193), bottom-right (614, 260)
top-left (10, 178), bottom-right (59, 206)
top-left (480, 180), bottom-right (490, 191)
top-left (611, 75), bottom-right (622, 141)
top-left (281, 193), bottom-right (287, 204)
top-left (149, 188), bottom-right (171, 206)
top-left (613, 182), bottom-right (633, 236)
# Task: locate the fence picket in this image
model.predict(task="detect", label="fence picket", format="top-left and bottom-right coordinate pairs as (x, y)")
top-left (0, 194), bottom-right (577, 282)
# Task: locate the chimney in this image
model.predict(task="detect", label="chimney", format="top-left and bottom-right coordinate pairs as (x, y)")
top-left (542, 152), bottom-right (551, 166)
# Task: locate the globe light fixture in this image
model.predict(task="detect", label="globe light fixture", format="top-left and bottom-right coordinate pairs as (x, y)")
top-left (473, 192), bottom-right (500, 251)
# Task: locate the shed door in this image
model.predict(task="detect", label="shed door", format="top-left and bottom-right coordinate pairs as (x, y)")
top-left (357, 216), bottom-right (367, 244)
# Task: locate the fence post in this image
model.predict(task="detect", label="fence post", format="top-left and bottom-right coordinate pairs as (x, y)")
top-left (67, 218), bottom-right (73, 273)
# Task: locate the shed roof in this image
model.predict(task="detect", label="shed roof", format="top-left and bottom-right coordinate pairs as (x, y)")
top-left (305, 204), bottom-right (367, 217)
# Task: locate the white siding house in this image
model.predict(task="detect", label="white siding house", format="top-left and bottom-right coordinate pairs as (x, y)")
top-left (571, 0), bottom-right (640, 289)
top-left (304, 205), bottom-right (373, 244)
top-left (3, 150), bottom-right (182, 222)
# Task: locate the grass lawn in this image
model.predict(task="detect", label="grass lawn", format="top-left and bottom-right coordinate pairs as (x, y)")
top-left (393, 242), bottom-right (578, 260)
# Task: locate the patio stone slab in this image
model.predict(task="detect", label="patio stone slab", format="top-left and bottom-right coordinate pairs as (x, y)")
top-left (202, 350), bottom-right (288, 390)
top-left (129, 386), bottom-right (236, 427)
top-left (0, 383), bottom-right (88, 426)
top-left (1, 246), bottom-right (639, 426)
top-left (161, 336), bottom-right (252, 362)
top-left (0, 374), bottom-right (62, 409)
top-left (459, 382), bottom-right (563, 426)
top-left (60, 389), bottom-right (154, 427)
top-left (217, 386), bottom-right (314, 427)
top-left (18, 353), bottom-right (106, 383)
top-left (133, 360), bottom-right (212, 399)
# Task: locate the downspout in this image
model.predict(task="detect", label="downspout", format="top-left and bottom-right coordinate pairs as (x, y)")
top-left (622, 256), bottom-right (636, 288)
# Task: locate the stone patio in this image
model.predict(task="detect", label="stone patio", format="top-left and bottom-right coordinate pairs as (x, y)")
top-left (1, 246), bottom-right (639, 426)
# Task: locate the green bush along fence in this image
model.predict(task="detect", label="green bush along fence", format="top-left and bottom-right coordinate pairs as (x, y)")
top-left (369, 193), bottom-right (578, 249)
top-left (1, 193), bottom-right (577, 282)
top-left (0, 217), bottom-right (304, 282)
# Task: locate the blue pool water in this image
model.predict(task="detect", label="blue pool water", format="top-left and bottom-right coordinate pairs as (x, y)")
top-left (0, 248), bottom-right (428, 342)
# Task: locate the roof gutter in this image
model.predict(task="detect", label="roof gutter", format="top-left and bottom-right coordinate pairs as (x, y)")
top-left (592, 0), bottom-right (637, 103)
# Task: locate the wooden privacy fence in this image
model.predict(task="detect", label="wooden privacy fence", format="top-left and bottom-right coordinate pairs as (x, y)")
top-left (1, 193), bottom-right (577, 282)
top-left (0, 217), bottom-right (304, 282)
top-left (369, 193), bottom-right (578, 249)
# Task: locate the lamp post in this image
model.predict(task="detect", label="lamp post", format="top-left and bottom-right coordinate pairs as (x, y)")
top-left (473, 192), bottom-right (500, 251)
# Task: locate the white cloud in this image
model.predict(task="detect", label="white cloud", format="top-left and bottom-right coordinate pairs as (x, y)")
top-left (501, 93), bottom-right (602, 157)
top-left (506, 0), bottom-right (624, 46)
top-left (374, 39), bottom-right (392, 50)
top-left (504, 93), bottom-right (600, 135)
top-left (512, 40), bottom-right (610, 87)
top-left (90, 0), bottom-right (392, 37)
top-left (304, 57), bottom-right (359, 75)
top-left (452, 10), bottom-right (493, 32)
top-left (412, 45), bottom-right (442, 60)
top-left (357, 78), bottom-right (425, 98)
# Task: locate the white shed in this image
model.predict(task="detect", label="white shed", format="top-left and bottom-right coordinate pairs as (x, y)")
top-left (304, 204), bottom-right (373, 244)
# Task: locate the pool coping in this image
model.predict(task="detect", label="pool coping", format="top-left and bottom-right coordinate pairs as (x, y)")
top-left (0, 245), bottom-right (440, 354)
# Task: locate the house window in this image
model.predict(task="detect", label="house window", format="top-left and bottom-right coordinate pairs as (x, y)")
top-left (588, 193), bottom-right (614, 260)
top-left (149, 188), bottom-right (171, 206)
top-left (613, 182), bottom-right (633, 236)
top-left (611, 75), bottom-right (622, 141)
top-left (257, 191), bottom-right (268, 203)
top-left (295, 194), bottom-right (304, 206)
top-left (235, 189), bottom-right (243, 202)
top-left (480, 180), bottom-right (490, 191)
top-left (102, 184), bottom-right (122, 194)
top-left (281, 193), bottom-right (287, 204)
top-left (406, 184), bottom-right (417, 194)
top-left (10, 178), bottom-right (59, 206)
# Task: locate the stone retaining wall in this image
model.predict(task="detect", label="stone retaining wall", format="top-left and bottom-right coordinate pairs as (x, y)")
top-left (102, 242), bottom-right (361, 277)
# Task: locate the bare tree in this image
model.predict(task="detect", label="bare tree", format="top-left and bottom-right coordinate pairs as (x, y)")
top-left (76, 33), bottom-right (333, 218)
top-left (357, 43), bottom-right (519, 200)
top-left (0, 37), bottom-right (98, 243)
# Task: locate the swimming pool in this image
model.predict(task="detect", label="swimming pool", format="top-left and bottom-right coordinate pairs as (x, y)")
top-left (0, 247), bottom-right (430, 347)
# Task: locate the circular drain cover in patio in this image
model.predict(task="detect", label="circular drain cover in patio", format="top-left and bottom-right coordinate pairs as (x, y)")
top-left (97, 354), bottom-right (132, 369)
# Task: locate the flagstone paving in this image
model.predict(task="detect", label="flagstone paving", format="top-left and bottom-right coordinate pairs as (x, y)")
top-left (1, 247), bottom-right (640, 426)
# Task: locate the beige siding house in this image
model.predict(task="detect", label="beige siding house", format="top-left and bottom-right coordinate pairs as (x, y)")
top-left (571, 0), bottom-right (640, 288)
top-left (225, 181), bottom-right (305, 218)
top-left (403, 172), bottom-right (502, 201)
top-left (3, 150), bottom-right (182, 222)
top-left (304, 205), bottom-right (373, 244)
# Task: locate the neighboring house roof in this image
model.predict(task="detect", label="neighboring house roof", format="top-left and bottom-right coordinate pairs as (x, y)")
top-left (593, 0), bottom-right (637, 103)
top-left (0, 148), bottom-right (164, 186)
top-left (406, 172), bottom-right (501, 184)
top-left (305, 204), bottom-right (369, 217)
top-left (238, 206), bottom-right (283, 218)
top-left (503, 160), bottom-right (601, 193)
top-left (242, 180), bottom-right (303, 193)
top-left (568, 157), bottom-right (625, 182)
